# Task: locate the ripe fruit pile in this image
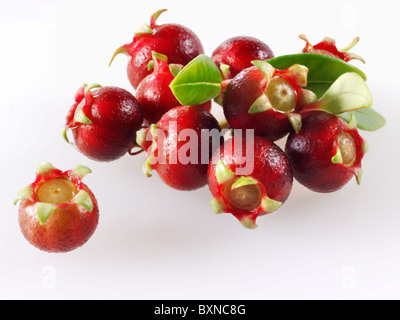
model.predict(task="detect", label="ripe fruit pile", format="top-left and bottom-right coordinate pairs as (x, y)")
top-left (14, 9), bottom-right (385, 252)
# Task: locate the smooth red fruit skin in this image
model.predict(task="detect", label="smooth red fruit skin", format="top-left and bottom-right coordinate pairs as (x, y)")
top-left (208, 135), bottom-right (293, 223)
top-left (121, 23), bottom-right (204, 90)
top-left (147, 106), bottom-right (221, 191)
top-left (66, 86), bottom-right (143, 162)
top-left (212, 36), bottom-right (274, 80)
top-left (223, 66), bottom-right (292, 141)
top-left (285, 112), bottom-right (365, 193)
top-left (136, 57), bottom-right (211, 125)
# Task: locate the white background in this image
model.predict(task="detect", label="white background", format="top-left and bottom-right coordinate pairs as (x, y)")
top-left (1, 0), bottom-right (399, 300)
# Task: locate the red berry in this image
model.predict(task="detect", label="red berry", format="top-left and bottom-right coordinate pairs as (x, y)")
top-left (208, 134), bottom-right (293, 229)
top-left (285, 112), bottom-right (368, 193)
top-left (137, 106), bottom-right (222, 191)
top-left (223, 62), bottom-right (317, 141)
top-left (212, 36), bottom-right (274, 80)
top-left (136, 52), bottom-right (211, 125)
top-left (63, 84), bottom-right (143, 162)
top-left (212, 36), bottom-right (274, 105)
top-left (110, 9), bottom-right (204, 89)
top-left (14, 163), bottom-right (99, 253)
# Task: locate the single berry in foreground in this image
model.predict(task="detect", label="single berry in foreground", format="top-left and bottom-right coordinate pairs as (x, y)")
top-left (223, 61), bottom-right (317, 141)
top-left (14, 163), bottom-right (99, 253)
top-left (63, 83), bottom-right (143, 162)
top-left (109, 9), bottom-right (204, 89)
top-left (285, 112), bottom-right (368, 193)
top-left (136, 51), bottom-right (211, 125)
top-left (208, 134), bottom-right (293, 229)
top-left (136, 106), bottom-right (222, 191)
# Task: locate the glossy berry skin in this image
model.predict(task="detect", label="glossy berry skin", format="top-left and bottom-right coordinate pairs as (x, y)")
top-left (110, 9), bottom-right (204, 89)
top-left (136, 53), bottom-right (211, 125)
top-left (208, 134), bottom-right (293, 229)
top-left (212, 36), bottom-right (274, 80)
top-left (14, 163), bottom-right (99, 253)
top-left (223, 66), bottom-right (292, 141)
top-left (285, 112), bottom-right (367, 193)
top-left (138, 106), bottom-right (221, 191)
top-left (64, 84), bottom-right (143, 162)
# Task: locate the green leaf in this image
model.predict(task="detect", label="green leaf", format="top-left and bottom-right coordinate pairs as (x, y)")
top-left (338, 108), bottom-right (386, 131)
top-left (267, 53), bottom-right (367, 98)
top-left (170, 54), bottom-right (222, 106)
top-left (315, 72), bottom-right (373, 114)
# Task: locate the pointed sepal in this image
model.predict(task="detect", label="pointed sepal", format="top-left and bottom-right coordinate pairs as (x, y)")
top-left (109, 45), bottom-right (129, 67)
top-left (169, 64), bottom-right (183, 78)
top-left (36, 162), bottom-right (56, 176)
top-left (219, 63), bottom-right (231, 79)
top-left (282, 64), bottom-right (309, 87)
top-left (354, 168), bottom-right (363, 185)
top-left (135, 23), bottom-right (153, 36)
top-left (13, 185), bottom-right (34, 206)
top-left (36, 202), bottom-right (58, 225)
top-left (72, 190), bottom-right (94, 212)
top-left (240, 215), bottom-right (258, 230)
top-left (150, 9), bottom-right (167, 27)
top-left (215, 160), bottom-right (235, 184)
top-left (209, 198), bottom-right (225, 214)
top-left (331, 148), bottom-right (343, 164)
top-left (348, 113), bottom-right (358, 130)
top-left (251, 60), bottom-right (275, 81)
top-left (261, 196), bottom-right (282, 213)
top-left (287, 113), bottom-right (302, 134)
top-left (231, 176), bottom-right (258, 190)
top-left (70, 165), bottom-right (92, 180)
top-left (248, 94), bottom-right (272, 114)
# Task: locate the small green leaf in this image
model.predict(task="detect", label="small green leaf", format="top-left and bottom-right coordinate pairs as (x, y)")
top-left (248, 94), bottom-right (272, 114)
top-left (13, 185), bottom-right (34, 206)
top-left (36, 203), bottom-right (58, 225)
top-left (267, 53), bottom-right (367, 98)
top-left (215, 160), bottom-right (235, 185)
top-left (73, 190), bottom-right (93, 212)
top-left (170, 54), bottom-right (222, 106)
top-left (315, 72), bottom-right (373, 114)
top-left (231, 176), bottom-right (258, 190)
top-left (338, 108), bottom-right (386, 131)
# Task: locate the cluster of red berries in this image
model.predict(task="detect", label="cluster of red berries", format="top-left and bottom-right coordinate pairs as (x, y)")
top-left (14, 9), bottom-right (380, 253)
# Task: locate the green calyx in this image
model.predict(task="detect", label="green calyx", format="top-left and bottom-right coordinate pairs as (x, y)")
top-left (209, 198), bottom-right (225, 214)
top-left (13, 185), bottom-right (34, 206)
top-left (72, 190), bottom-right (94, 213)
top-left (261, 196), bottom-right (282, 213)
top-left (231, 176), bottom-right (258, 190)
top-left (215, 160), bottom-right (235, 185)
top-left (36, 203), bottom-right (58, 225)
top-left (70, 165), bottom-right (92, 180)
top-left (135, 23), bottom-right (153, 36)
top-left (252, 60), bottom-right (275, 81)
top-left (36, 162), bottom-right (56, 176)
top-left (240, 216), bottom-right (258, 230)
top-left (331, 148), bottom-right (343, 165)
